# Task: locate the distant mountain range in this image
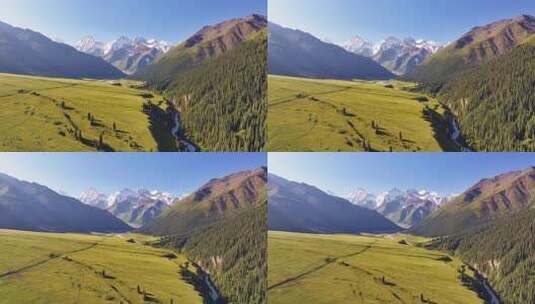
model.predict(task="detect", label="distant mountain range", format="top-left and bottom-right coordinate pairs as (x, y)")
top-left (0, 172), bottom-right (130, 233)
top-left (0, 20), bottom-right (125, 79)
top-left (143, 167), bottom-right (267, 236)
top-left (344, 36), bottom-right (442, 75)
top-left (268, 174), bottom-right (400, 234)
top-left (78, 188), bottom-right (178, 228)
top-left (75, 36), bottom-right (173, 75)
top-left (346, 188), bottom-right (449, 228)
top-left (268, 22), bottom-right (394, 80)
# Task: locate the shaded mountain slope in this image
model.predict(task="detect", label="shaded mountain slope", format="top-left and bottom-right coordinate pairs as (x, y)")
top-left (0, 20), bottom-right (125, 79)
top-left (268, 174), bottom-right (400, 234)
top-left (268, 22), bottom-right (394, 80)
top-left (0, 173), bottom-right (130, 233)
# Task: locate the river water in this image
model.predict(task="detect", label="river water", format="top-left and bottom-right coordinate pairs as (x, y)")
top-left (171, 112), bottom-right (197, 152)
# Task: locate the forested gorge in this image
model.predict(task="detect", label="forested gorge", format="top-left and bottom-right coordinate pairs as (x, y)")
top-left (163, 31), bottom-right (267, 152)
top-left (158, 202), bottom-right (267, 304)
top-left (432, 210), bottom-right (535, 304)
top-left (435, 40), bottom-right (535, 151)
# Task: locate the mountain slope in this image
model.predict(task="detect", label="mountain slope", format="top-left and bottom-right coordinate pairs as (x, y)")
top-left (413, 167), bottom-right (535, 236)
top-left (166, 30), bottom-right (267, 151)
top-left (407, 15), bottom-right (535, 84)
top-left (430, 210), bottom-right (535, 304)
top-left (269, 23), bottom-right (394, 80)
top-left (435, 34), bottom-right (535, 151)
top-left (135, 14), bottom-right (266, 88)
top-left (0, 173), bottom-right (130, 233)
top-left (157, 201), bottom-right (267, 304)
top-left (268, 174), bottom-right (400, 234)
top-left (143, 167), bottom-right (267, 236)
top-left (135, 14), bottom-right (267, 152)
top-left (0, 20), bottom-right (125, 79)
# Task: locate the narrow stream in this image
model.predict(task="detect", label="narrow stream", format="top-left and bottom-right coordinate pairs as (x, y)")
top-left (204, 275), bottom-right (221, 303)
top-left (449, 116), bottom-right (473, 152)
top-left (171, 111), bottom-right (197, 152)
top-left (481, 278), bottom-right (500, 304)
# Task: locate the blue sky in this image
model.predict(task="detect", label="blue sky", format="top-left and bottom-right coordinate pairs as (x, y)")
top-left (0, 153), bottom-right (266, 197)
top-left (0, 0), bottom-right (266, 44)
top-left (269, 153), bottom-right (535, 196)
top-left (269, 0), bottom-right (535, 44)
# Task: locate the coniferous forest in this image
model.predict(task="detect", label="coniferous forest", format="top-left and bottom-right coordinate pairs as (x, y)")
top-left (437, 39), bottom-right (535, 151)
top-left (162, 31), bottom-right (267, 152)
top-left (431, 210), bottom-right (535, 304)
top-left (158, 202), bottom-right (267, 304)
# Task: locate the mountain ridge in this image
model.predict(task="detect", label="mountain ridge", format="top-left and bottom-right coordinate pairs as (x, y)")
top-left (0, 172), bottom-right (130, 233)
top-left (75, 35), bottom-right (173, 75)
top-left (268, 174), bottom-right (400, 234)
top-left (0, 20), bottom-right (125, 79)
top-left (143, 167), bottom-right (267, 236)
top-left (413, 166), bottom-right (535, 236)
top-left (268, 22), bottom-right (394, 80)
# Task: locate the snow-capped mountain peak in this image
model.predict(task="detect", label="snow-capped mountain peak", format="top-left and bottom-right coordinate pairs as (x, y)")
top-left (78, 188), bottom-right (111, 209)
top-left (75, 35), bottom-right (104, 56)
top-left (343, 36), bottom-right (375, 57)
top-left (343, 34), bottom-right (444, 75)
top-left (74, 35), bottom-right (174, 75)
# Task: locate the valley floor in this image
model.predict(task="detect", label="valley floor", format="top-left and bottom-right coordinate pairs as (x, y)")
top-left (268, 231), bottom-right (485, 304)
top-left (268, 75), bottom-right (459, 152)
top-left (0, 73), bottom-right (178, 151)
top-left (0, 230), bottom-right (205, 303)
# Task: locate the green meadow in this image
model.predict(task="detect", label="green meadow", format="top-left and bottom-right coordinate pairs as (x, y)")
top-left (0, 230), bottom-right (204, 304)
top-left (268, 231), bottom-right (484, 304)
top-left (268, 75), bottom-right (458, 152)
top-left (0, 73), bottom-right (176, 152)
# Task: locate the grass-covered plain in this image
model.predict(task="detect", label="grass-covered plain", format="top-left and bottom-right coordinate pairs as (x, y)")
top-left (268, 75), bottom-right (457, 152)
top-left (0, 73), bottom-right (175, 152)
top-left (0, 230), bottom-right (204, 304)
top-left (268, 231), bottom-right (484, 304)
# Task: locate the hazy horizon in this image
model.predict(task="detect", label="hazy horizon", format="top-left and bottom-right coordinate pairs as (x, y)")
top-left (269, 153), bottom-right (535, 197)
top-left (0, 0), bottom-right (267, 45)
top-left (269, 0), bottom-right (535, 45)
top-left (0, 153), bottom-right (266, 197)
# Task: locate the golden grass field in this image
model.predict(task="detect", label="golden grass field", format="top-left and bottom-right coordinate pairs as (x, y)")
top-left (268, 75), bottom-right (458, 152)
top-left (268, 231), bottom-right (484, 304)
top-left (0, 73), bottom-right (177, 152)
top-left (0, 230), bottom-right (204, 304)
